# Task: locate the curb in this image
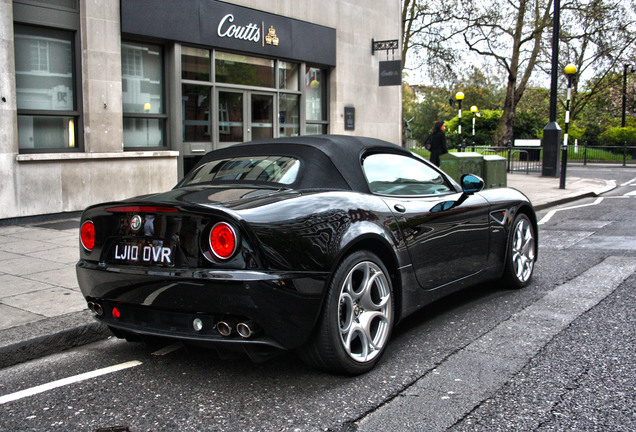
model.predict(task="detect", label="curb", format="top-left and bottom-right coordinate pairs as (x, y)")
top-left (532, 192), bottom-right (596, 211)
top-left (0, 310), bottom-right (110, 369)
top-left (531, 179), bottom-right (616, 211)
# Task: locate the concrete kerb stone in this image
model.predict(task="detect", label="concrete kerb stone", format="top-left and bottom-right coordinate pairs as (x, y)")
top-left (0, 310), bottom-right (110, 369)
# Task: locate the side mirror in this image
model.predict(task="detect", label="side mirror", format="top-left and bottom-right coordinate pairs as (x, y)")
top-left (461, 174), bottom-right (484, 195)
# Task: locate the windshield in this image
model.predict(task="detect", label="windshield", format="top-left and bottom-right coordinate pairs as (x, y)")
top-left (181, 156), bottom-right (300, 186)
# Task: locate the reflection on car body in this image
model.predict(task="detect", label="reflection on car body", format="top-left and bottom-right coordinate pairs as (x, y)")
top-left (77, 135), bottom-right (537, 375)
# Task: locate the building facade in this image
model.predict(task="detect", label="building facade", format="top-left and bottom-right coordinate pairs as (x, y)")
top-left (1, 0), bottom-right (402, 219)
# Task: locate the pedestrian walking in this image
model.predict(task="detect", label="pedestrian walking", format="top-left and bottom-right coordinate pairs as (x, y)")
top-left (428, 120), bottom-right (448, 167)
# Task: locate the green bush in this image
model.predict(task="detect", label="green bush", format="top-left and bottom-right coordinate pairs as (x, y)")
top-left (599, 126), bottom-right (636, 146)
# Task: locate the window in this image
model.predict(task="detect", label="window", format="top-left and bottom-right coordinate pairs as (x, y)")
top-left (181, 156), bottom-right (300, 185)
top-left (305, 66), bottom-right (328, 135)
top-left (181, 46), bottom-right (210, 81)
top-left (279, 94), bottom-right (299, 137)
top-left (363, 154), bottom-right (452, 196)
top-left (215, 52), bottom-right (274, 88)
top-left (279, 61), bottom-right (299, 90)
top-left (182, 84), bottom-right (211, 141)
top-left (122, 42), bottom-right (166, 148)
top-left (14, 24), bottom-right (79, 151)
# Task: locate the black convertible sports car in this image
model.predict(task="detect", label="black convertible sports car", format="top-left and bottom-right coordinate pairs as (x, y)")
top-left (77, 135), bottom-right (537, 374)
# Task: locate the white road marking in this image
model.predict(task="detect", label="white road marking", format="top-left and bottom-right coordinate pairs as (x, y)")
top-left (625, 190), bottom-right (636, 196)
top-left (620, 176), bottom-right (636, 187)
top-left (538, 197), bottom-right (604, 225)
top-left (152, 343), bottom-right (183, 356)
top-left (0, 360), bottom-right (142, 405)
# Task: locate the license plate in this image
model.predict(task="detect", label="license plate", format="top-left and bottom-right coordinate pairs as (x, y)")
top-left (110, 239), bottom-right (174, 266)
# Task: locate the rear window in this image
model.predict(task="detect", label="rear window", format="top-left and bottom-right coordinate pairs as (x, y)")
top-left (182, 156), bottom-right (300, 186)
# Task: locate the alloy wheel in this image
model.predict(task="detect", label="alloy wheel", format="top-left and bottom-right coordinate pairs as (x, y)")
top-left (511, 217), bottom-right (535, 283)
top-left (338, 261), bottom-right (392, 363)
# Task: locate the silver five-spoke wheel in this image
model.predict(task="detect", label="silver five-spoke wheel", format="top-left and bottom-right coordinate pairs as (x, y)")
top-left (503, 213), bottom-right (536, 288)
top-left (298, 250), bottom-right (394, 374)
top-left (511, 216), bottom-right (535, 283)
top-left (338, 261), bottom-right (392, 363)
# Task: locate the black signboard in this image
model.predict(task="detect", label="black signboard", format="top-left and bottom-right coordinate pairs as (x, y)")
top-left (379, 60), bottom-right (402, 86)
top-left (345, 107), bottom-right (355, 131)
top-left (121, 0), bottom-right (336, 66)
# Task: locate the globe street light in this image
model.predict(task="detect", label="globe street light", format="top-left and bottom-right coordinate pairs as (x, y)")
top-left (456, 92), bottom-right (464, 151)
top-left (560, 64), bottom-right (577, 189)
top-left (470, 105), bottom-right (480, 150)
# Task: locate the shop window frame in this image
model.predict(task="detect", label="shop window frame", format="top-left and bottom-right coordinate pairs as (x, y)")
top-left (13, 1), bottom-right (83, 154)
top-left (121, 40), bottom-right (169, 151)
top-left (304, 65), bottom-right (329, 135)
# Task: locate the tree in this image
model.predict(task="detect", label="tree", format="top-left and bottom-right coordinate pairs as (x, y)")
top-left (455, 67), bottom-right (506, 111)
top-left (401, 0), bottom-right (636, 146)
top-left (401, 0), bottom-right (464, 85)
top-left (459, 0), bottom-right (554, 146)
top-left (557, 0), bottom-right (636, 123)
top-left (578, 70), bottom-right (636, 131)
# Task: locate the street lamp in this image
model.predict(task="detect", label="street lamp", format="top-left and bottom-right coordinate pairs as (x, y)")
top-left (470, 105), bottom-right (480, 150)
top-left (456, 92), bottom-right (464, 151)
top-left (560, 64), bottom-right (577, 189)
top-left (622, 64), bottom-right (635, 128)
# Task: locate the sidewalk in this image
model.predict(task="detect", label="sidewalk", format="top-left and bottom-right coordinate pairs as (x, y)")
top-left (0, 173), bottom-right (617, 368)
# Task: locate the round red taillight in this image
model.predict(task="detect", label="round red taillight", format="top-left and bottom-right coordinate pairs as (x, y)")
top-left (209, 222), bottom-right (237, 260)
top-left (112, 307), bottom-right (121, 319)
top-left (80, 221), bottom-right (95, 251)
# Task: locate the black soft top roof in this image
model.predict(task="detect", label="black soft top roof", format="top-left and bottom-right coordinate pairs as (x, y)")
top-left (188, 135), bottom-right (417, 193)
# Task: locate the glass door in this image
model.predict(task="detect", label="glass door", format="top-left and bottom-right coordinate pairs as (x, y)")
top-left (217, 90), bottom-right (245, 147)
top-left (217, 90), bottom-right (274, 147)
top-left (249, 93), bottom-right (274, 141)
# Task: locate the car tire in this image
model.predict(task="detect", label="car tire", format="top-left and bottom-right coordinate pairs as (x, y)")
top-left (502, 213), bottom-right (536, 289)
top-left (298, 250), bottom-right (394, 375)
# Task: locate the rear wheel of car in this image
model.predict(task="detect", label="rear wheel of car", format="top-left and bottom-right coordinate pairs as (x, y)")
top-left (299, 250), bottom-right (394, 375)
top-left (502, 213), bottom-right (536, 289)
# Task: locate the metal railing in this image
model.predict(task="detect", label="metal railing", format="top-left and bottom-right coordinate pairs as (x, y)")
top-left (412, 142), bottom-right (636, 171)
top-left (567, 143), bottom-right (635, 166)
top-left (473, 143), bottom-right (635, 171)
top-left (477, 146), bottom-right (542, 173)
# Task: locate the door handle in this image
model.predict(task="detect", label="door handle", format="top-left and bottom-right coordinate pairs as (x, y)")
top-left (394, 204), bottom-right (406, 213)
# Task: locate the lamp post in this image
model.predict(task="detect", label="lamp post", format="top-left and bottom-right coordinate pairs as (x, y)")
top-left (542, 0), bottom-right (561, 177)
top-left (560, 64), bottom-right (577, 189)
top-left (622, 64), bottom-right (634, 128)
top-left (470, 105), bottom-right (480, 150)
top-left (456, 92), bottom-right (464, 151)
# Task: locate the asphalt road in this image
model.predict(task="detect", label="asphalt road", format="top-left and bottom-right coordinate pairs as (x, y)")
top-left (1, 165), bottom-right (635, 432)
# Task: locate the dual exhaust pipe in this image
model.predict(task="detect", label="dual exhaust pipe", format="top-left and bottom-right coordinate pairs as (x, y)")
top-left (87, 301), bottom-right (259, 339)
top-left (87, 301), bottom-right (104, 316)
top-left (216, 320), bottom-right (259, 339)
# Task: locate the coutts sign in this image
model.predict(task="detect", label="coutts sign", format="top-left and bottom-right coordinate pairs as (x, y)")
top-left (121, 0), bottom-right (335, 66)
top-left (217, 14), bottom-right (280, 46)
top-left (217, 14), bottom-right (260, 43)
top-left (379, 60), bottom-right (402, 86)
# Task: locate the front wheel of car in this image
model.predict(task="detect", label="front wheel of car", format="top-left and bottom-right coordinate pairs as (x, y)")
top-left (502, 213), bottom-right (536, 289)
top-left (299, 250), bottom-right (394, 375)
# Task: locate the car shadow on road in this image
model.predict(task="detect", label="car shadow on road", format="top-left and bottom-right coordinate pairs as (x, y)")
top-left (392, 280), bottom-right (506, 339)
